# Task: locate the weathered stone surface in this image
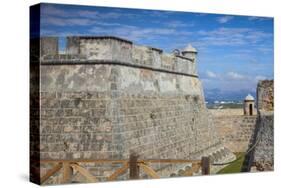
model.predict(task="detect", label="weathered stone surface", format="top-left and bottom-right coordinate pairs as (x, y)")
top-left (34, 36), bottom-right (235, 184)
top-left (41, 36), bottom-right (197, 77)
top-left (252, 112), bottom-right (274, 171)
top-left (257, 80), bottom-right (274, 111)
top-left (210, 109), bottom-right (257, 152)
top-left (40, 37), bottom-right (58, 57)
top-left (251, 80), bottom-right (274, 171)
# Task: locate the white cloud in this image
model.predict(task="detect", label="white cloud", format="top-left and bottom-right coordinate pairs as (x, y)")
top-left (140, 10), bottom-right (175, 18)
top-left (41, 5), bottom-right (69, 17)
top-left (41, 19), bottom-right (192, 44)
top-left (41, 4), bottom-right (139, 25)
top-left (195, 27), bottom-right (272, 47)
top-left (42, 17), bottom-right (94, 26)
top-left (201, 78), bottom-right (211, 83)
top-left (206, 71), bottom-right (217, 78)
top-left (217, 16), bottom-right (234, 23)
top-left (227, 72), bottom-right (245, 80)
top-left (257, 46), bottom-right (273, 54)
top-left (78, 10), bottom-right (125, 19)
top-left (255, 75), bottom-right (267, 81)
top-left (77, 10), bottom-right (99, 19)
top-left (166, 20), bottom-right (194, 28)
top-left (89, 25), bottom-right (191, 42)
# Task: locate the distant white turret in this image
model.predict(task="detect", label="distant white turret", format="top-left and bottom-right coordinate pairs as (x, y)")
top-left (181, 44), bottom-right (197, 62)
top-left (245, 94), bottom-right (254, 101)
top-left (244, 94), bottom-right (255, 116)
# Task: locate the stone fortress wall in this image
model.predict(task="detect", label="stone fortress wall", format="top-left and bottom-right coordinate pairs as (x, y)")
top-left (210, 109), bottom-right (257, 153)
top-left (41, 36), bottom-right (197, 77)
top-left (35, 36), bottom-right (235, 183)
top-left (257, 80), bottom-right (274, 111)
top-left (251, 80), bottom-right (274, 171)
top-left (210, 80), bottom-right (274, 172)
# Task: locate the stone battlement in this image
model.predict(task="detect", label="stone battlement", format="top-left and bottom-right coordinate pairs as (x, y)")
top-left (257, 80), bottom-right (274, 112)
top-left (32, 35), bottom-right (235, 184)
top-left (39, 36), bottom-right (198, 77)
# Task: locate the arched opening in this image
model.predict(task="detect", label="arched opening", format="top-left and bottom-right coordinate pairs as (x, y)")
top-left (249, 104), bottom-right (253, 116)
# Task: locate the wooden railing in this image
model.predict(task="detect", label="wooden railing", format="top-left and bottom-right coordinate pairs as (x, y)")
top-left (40, 153), bottom-right (210, 184)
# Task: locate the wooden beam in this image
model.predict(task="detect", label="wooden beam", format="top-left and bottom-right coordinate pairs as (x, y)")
top-left (107, 163), bottom-right (129, 181)
top-left (140, 159), bottom-right (201, 164)
top-left (40, 163), bottom-right (62, 184)
top-left (138, 163), bottom-right (160, 179)
top-left (40, 159), bottom-right (201, 164)
top-left (62, 162), bottom-right (73, 183)
top-left (70, 163), bottom-right (98, 183)
top-left (41, 159), bottom-right (128, 164)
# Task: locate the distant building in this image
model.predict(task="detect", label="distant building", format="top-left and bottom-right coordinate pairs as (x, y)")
top-left (244, 94), bottom-right (255, 115)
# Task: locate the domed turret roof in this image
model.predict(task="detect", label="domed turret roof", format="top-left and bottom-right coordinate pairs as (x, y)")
top-left (182, 44), bottom-right (197, 53)
top-left (245, 94), bottom-right (254, 101)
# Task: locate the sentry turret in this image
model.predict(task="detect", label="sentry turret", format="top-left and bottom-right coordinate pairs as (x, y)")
top-left (181, 44), bottom-right (197, 62)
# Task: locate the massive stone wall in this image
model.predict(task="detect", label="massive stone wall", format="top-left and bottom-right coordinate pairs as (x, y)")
top-left (257, 80), bottom-right (274, 111)
top-left (210, 109), bottom-right (257, 153)
top-left (250, 80), bottom-right (274, 171)
top-left (251, 111), bottom-right (274, 171)
top-left (40, 64), bottom-right (209, 159)
top-left (36, 36), bottom-right (235, 183)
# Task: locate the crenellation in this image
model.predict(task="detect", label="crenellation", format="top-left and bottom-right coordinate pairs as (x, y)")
top-left (40, 37), bottom-right (59, 57)
top-left (257, 80), bottom-right (274, 111)
top-left (40, 36), bottom-right (197, 76)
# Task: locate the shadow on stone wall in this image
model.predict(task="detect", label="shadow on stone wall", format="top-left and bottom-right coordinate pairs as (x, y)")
top-left (241, 115), bottom-right (260, 172)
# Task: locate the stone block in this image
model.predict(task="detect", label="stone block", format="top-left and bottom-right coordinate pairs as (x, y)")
top-left (40, 37), bottom-right (58, 56)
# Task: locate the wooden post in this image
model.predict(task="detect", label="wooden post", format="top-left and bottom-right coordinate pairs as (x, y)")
top-left (201, 157), bottom-right (210, 175)
top-left (129, 153), bottom-right (140, 179)
top-left (62, 162), bottom-right (73, 183)
top-left (70, 163), bottom-right (97, 183)
top-left (41, 163), bottom-right (62, 184)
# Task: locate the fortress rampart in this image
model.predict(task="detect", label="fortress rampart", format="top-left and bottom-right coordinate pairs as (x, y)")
top-left (31, 36), bottom-right (235, 183)
top-left (40, 36), bottom-right (197, 77)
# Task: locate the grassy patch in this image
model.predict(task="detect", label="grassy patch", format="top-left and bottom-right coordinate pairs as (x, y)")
top-left (217, 153), bottom-right (245, 174)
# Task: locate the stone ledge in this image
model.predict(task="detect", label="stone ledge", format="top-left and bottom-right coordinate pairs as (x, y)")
top-left (40, 59), bottom-right (199, 78)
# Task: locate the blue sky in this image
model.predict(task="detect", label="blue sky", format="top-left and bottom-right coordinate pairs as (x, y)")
top-left (40, 3), bottom-right (274, 94)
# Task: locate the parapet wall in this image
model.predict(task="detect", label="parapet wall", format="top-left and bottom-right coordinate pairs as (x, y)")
top-left (40, 36), bottom-right (197, 77)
